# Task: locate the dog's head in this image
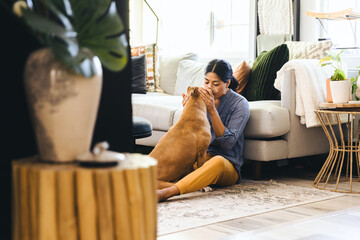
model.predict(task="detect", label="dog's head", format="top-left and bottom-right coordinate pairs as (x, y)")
top-left (186, 86), bottom-right (200, 97)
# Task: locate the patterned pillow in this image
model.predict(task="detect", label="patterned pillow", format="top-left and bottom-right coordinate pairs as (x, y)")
top-left (131, 43), bottom-right (163, 92)
top-left (285, 40), bottom-right (333, 60)
top-left (233, 61), bottom-right (251, 95)
top-left (245, 44), bottom-right (289, 101)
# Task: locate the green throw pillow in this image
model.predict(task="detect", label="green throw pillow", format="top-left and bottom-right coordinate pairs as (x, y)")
top-left (245, 44), bottom-right (289, 101)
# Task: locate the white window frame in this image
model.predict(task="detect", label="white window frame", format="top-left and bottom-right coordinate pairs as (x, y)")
top-left (129, 0), bottom-right (256, 62)
top-left (199, 0), bottom-right (256, 62)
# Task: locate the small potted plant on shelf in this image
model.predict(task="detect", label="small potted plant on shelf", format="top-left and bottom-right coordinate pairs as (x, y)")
top-left (320, 50), bottom-right (351, 104)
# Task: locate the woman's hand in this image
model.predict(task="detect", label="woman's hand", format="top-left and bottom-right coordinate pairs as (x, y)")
top-left (182, 93), bottom-right (190, 107)
top-left (198, 87), bottom-right (216, 114)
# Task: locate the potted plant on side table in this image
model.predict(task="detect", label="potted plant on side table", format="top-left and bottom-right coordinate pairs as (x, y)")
top-left (14, 0), bottom-right (128, 162)
top-left (320, 50), bottom-right (351, 104)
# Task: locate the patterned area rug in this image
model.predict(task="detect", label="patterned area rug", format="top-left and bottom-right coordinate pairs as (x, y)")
top-left (157, 179), bottom-right (342, 236)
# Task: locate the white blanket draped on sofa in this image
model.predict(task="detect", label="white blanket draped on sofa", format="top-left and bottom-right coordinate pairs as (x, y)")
top-left (274, 59), bottom-right (346, 128)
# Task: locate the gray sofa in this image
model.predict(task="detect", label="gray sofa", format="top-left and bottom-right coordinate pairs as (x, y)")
top-left (132, 59), bottom-right (330, 177)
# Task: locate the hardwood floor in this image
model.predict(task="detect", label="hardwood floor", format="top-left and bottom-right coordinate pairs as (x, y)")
top-left (156, 155), bottom-right (360, 240)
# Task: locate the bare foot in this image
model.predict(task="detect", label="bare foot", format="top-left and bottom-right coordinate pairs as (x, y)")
top-left (157, 189), bottom-right (168, 202)
top-left (157, 186), bottom-right (180, 202)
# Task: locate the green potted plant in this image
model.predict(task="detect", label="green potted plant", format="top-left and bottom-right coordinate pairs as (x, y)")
top-left (16, 0), bottom-right (128, 76)
top-left (13, 0), bottom-right (129, 162)
top-left (319, 50), bottom-right (351, 104)
top-left (350, 66), bottom-right (360, 101)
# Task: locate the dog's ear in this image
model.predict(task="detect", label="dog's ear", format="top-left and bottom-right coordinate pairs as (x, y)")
top-left (192, 87), bottom-right (199, 97)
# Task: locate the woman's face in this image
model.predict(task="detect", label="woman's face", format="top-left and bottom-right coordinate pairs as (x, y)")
top-left (203, 72), bottom-right (230, 99)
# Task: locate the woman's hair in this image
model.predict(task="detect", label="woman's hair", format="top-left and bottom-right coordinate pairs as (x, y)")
top-left (205, 59), bottom-right (239, 90)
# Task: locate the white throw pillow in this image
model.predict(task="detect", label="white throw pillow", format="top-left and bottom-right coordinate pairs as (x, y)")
top-left (174, 60), bottom-right (206, 96)
top-left (159, 53), bottom-right (198, 95)
top-left (285, 40), bottom-right (333, 60)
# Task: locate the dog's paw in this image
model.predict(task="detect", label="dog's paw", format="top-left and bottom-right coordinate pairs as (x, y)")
top-left (201, 186), bottom-right (213, 192)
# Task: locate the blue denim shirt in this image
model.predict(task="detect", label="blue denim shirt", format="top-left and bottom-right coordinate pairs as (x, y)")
top-left (207, 89), bottom-right (250, 183)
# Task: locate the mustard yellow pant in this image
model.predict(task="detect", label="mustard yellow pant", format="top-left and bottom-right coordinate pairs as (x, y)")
top-left (175, 153), bottom-right (239, 194)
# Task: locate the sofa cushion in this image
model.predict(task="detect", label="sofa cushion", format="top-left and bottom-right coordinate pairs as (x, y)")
top-left (245, 44), bottom-right (289, 101)
top-left (245, 101), bottom-right (290, 138)
top-left (131, 55), bottom-right (147, 94)
top-left (174, 60), bottom-right (206, 95)
top-left (159, 53), bottom-right (198, 95)
top-left (132, 93), bottom-right (183, 131)
top-left (233, 61), bottom-right (251, 95)
top-left (244, 139), bottom-right (288, 161)
top-left (285, 40), bottom-right (333, 60)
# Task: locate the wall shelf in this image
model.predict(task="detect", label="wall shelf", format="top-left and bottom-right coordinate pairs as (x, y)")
top-left (306, 8), bottom-right (360, 20)
top-left (306, 8), bottom-right (360, 50)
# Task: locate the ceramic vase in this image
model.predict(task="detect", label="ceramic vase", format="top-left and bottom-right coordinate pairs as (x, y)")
top-left (24, 48), bottom-right (102, 162)
top-left (329, 79), bottom-right (351, 104)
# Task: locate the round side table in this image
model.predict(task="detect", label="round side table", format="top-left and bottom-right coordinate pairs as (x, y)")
top-left (314, 108), bottom-right (360, 193)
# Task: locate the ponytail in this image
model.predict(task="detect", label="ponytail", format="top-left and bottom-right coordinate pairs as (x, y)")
top-left (228, 76), bottom-right (239, 91)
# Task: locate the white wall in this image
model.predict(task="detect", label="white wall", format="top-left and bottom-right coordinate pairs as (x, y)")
top-left (299, 0), bottom-right (360, 77)
top-left (299, 0), bottom-right (321, 41)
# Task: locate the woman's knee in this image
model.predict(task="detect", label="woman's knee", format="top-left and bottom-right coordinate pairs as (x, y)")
top-left (206, 156), bottom-right (227, 171)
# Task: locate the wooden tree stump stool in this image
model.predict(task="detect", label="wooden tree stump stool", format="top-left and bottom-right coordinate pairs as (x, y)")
top-left (12, 154), bottom-right (157, 240)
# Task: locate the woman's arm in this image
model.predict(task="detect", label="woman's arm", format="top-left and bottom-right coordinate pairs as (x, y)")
top-left (209, 110), bottom-right (225, 138)
top-left (212, 99), bottom-right (250, 149)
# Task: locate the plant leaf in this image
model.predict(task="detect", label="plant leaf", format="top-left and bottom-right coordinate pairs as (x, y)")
top-left (89, 36), bottom-right (128, 71)
top-left (336, 49), bottom-right (344, 59)
top-left (37, 0), bottom-right (72, 16)
top-left (50, 34), bottom-right (80, 59)
top-left (22, 9), bottom-right (75, 38)
top-left (39, 0), bottom-right (74, 29)
top-left (70, 0), bottom-right (111, 35)
top-left (332, 69), bottom-right (346, 81)
top-left (73, 1), bottom-right (128, 71)
top-left (319, 56), bottom-right (332, 64)
top-left (50, 38), bottom-right (97, 77)
top-left (321, 62), bottom-right (332, 67)
top-left (325, 50), bottom-right (337, 59)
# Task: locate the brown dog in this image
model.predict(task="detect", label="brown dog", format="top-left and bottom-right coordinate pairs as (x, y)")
top-left (149, 86), bottom-right (211, 189)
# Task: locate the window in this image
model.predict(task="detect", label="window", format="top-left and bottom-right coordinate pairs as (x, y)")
top-left (319, 0), bottom-right (360, 50)
top-left (129, 0), bottom-right (256, 62)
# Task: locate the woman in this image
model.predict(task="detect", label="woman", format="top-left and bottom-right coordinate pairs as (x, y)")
top-left (157, 59), bottom-right (250, 201)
